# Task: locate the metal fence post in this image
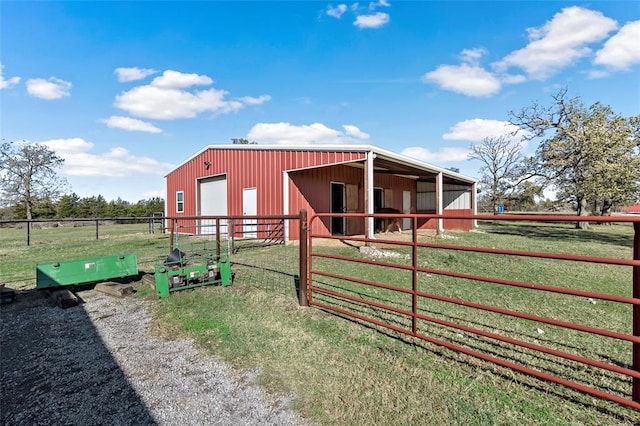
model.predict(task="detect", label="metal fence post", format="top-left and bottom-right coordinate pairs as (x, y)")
top-left (412, 215), bottom-right (418, 335)
top-left (95, 219), bottom-right (99, 240)
top-left (298, 209), bottom-right (309, 307)
top-left (27, 221), bottom-right (30, 246)
top-left (216, 219), bottom-right (221, 259)
top-left (633, 222), bottom-right (640, 403)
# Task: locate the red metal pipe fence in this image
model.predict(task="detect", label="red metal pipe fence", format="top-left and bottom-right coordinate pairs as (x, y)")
top-left (306, 213), bottom-right (640, 411)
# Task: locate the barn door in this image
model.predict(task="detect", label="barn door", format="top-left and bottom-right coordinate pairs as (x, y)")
top-left (330, 182), bottom-right (345, 235)
top-left (403, 190), bottom-right (411, 230)
top-left (384, 189), bottom-right (394, 208)
top-left (346, 184), bottom-right (359, 235)
top-left (242, 187), bottom-right (257, 238)
top-left (199, 175), bottom-right (227, 235)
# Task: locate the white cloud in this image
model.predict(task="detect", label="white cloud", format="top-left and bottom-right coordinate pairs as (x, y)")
top-left (327, 4), bottom-right (347, 18)
top-left (238, 95), bottom-right (272, 105)
top-left (114, 70), bottom-right (270, 120)
top-left (493, 6), bottom-right (618, 80)
top-left (587, 69), bottom-right (610, 79)
top-left (400, 146), bottom-right (470, 163)
top-left (501, 74), bottom-right (527, 84)
top-left (247, 122), bottom-right (370, 145)
top-left (115, 67), bottom-right (157, 82)
top-left (354, 12), bottom-right (389, 29)
top-left (342, 124), bottom-right (370, 139)
top-left (101, 116), bottom-right (163, 133)
top-left (368, 0), bottom-right (390, 10)
top-left (26, 77), bottom-right (72, 99)
top-left (423, 63), bottom-right (501, 97)
top-left (150, 70), bottom-right (212, 88)
top-left (594, 20), bottom-right (640, 70)
top-left (459, 48), bottom-right (486, 65)
top-left (442, 119), bottom-right (526, 142)
top-left (40, 138), bottom-right (173, 178)
top-left (0, 63), bottom-right (20, 89)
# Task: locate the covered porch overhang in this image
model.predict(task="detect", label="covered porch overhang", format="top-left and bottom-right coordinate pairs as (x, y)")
top-left (342, 151), bottom-right (477, 238)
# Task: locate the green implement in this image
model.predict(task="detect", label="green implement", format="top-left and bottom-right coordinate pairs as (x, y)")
top-left (36, 253), bottom-right (138, 289)
top-left (154, 257), bottom-right (232, 298)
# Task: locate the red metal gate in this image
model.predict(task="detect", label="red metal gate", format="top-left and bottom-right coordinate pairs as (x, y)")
top-left (305, 212), bottom-right (640, 411)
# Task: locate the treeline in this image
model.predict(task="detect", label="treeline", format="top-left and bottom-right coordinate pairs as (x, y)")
top-left (2, 193), bottom-right (164, 220)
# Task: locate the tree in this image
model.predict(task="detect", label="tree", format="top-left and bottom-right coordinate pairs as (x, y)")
top-left (468, 135), bottom-right (526, 214)
top-left (78, 195), bottom-right (108, 218)
top-left (0, 141), bottom-right (68, 220)
top-left (57, 193), bottom-right (81, 218)
top-left (231, 138), bottom-right (257, 144)
top-left (509, 89), bottom-right (640, 229)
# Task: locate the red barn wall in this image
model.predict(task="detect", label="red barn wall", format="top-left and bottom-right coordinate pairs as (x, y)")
top-left (166, 147), bottom-right (473, 239)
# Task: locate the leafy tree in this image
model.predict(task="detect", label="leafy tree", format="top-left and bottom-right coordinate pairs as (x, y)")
top-left (468, 135), bottom-right (526, 214)
top-left (509, 89), bottom-right (640, 229)
top-left (231, 138), bottom-right (257, 144)
top-left (0, 141), bottom-right (68, 220)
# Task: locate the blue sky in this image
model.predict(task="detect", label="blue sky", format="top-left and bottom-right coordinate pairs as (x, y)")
top-left (1, 1), bottom-right (639, 202)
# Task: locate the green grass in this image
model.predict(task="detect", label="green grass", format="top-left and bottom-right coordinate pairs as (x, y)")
top-left (0, 223), bottom-right (169, 287)
top-left (2, 220), bottom-right (639, 424)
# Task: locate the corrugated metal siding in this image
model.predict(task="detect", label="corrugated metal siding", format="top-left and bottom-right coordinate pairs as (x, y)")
top-left (417, 209), bottom-right (474, 231)
top-left (289, 164), bottom-right (367, 237)
top-left (166, 147), bottom-right (473, 238)
top-left (166, 148), bottom-right (367, 237)
top-left (443, 183), bottom-right (471, 209)
top-left (373, 174), bottom-right (415, 211)
top-left (417, 182), bottom-right (471, 211)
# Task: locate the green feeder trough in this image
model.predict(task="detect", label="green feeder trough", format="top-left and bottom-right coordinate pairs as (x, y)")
top-left (36, 253), bottom-right (139, 289)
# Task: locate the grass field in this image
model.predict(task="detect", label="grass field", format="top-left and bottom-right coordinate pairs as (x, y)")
top-left (2, 220), bottom-right (639, 424)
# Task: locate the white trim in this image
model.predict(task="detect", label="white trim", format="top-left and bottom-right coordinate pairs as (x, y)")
top-left (283, 171), bottom-right (289, 243)
top-left (366, 150), bottom-right (375, 239)
top-left (176, 190), bottom-right (184, 214)
top-left (436, 173), bottom-right (443, 234)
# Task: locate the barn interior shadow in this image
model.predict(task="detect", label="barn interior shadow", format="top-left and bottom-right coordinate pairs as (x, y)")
top-left (0, 289), bottom-right (157, 425)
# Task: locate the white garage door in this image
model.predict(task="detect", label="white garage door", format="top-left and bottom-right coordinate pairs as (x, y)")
top-left (199, 175), bottom-right (227, 235)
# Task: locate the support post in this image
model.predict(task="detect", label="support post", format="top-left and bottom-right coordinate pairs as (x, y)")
top-left (472, 182), bottom-right (478, 228)
top-left (95, 219), bottom-right (99, 240)
top-left (633, 222), bottom-right (640, 403)
top-left (298, 209), bottom-right (309, 306)
top-left (436, 172), bottom-right (444, 236)
top-left (27, 221), bottom-right (31, 246)
top-left (412, 217), bottom-right (418, 335)
top-left (365, 151), bottom-right (375, 242)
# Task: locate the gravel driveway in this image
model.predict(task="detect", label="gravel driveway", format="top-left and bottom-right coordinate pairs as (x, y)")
top-left (0, 289), bottom-right (307, 426)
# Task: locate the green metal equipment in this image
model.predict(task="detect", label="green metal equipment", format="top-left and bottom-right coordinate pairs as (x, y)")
top-left (154, 240), bottom-right (232, 298)
top-left (36, 253), bottom-right (138, 289)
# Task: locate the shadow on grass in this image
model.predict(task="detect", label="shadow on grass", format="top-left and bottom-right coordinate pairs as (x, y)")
top-left (484, 222), bottom-right (634, 249)
top-left (0, 289), bottom-right (156, 425)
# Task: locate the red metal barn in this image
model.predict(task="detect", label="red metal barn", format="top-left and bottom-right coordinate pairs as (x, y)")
top-left (164, 145), bottom-right (477, 241)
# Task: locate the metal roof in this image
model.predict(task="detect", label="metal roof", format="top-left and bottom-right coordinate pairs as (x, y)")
top-left (168, 144), bottom-right (476, 184)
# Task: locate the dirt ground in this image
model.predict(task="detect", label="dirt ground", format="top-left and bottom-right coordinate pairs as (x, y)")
top-left (0, 288), bottom-right (307, 426)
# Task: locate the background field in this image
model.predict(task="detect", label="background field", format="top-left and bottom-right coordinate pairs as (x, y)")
top-left (1, 220), bottom-right (639, 424)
